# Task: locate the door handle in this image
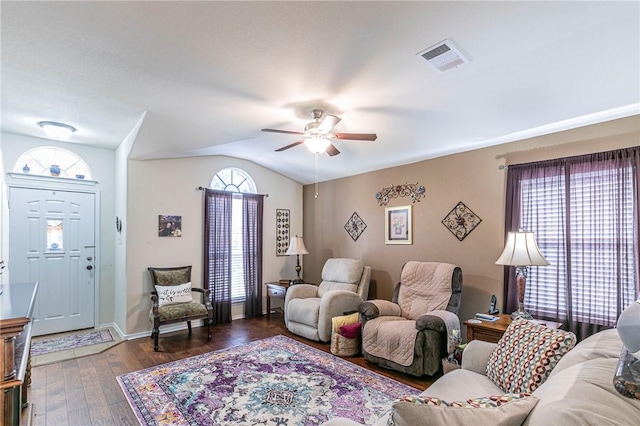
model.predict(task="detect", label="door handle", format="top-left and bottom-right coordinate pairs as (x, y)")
top-left (87, 256), bottom-right (93, 261)
top-left (86, 265), bottom-right (93, 270)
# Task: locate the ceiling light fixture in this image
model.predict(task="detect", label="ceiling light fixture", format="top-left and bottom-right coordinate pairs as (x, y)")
top-left (304, 137), bottom-right (331, 154)
top-left (37, 121), bottom-right (77, 140)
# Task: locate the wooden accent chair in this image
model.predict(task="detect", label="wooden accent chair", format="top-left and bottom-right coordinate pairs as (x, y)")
top-left (148, 266), bottom-right (213, 351)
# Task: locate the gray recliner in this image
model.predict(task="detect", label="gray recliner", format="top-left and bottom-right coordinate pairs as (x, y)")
top-left (359, 261), bottom-right (463, 376)
top-left (285, 258), bottom-right (371, 342)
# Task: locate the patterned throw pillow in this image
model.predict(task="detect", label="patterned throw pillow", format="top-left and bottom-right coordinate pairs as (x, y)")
top-left (387, 393), bottom-right (538, 426)
top-left (486, 319), bottom-right (577, 394)
top-left (156, 282), bottom-right (193, 306)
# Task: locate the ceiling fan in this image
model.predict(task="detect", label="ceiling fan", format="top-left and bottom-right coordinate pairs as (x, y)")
top-left (262, 109), bottom-right (377, 156)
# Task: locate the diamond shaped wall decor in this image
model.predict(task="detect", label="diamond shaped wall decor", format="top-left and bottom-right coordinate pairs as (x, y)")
top-left (344, 212), bottom-right (367, 241)
top-left (441, 201), bottom-right (482, 241)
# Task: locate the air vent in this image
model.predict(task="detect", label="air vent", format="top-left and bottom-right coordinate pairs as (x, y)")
top-left (417, 38), bottom-right (470, 73)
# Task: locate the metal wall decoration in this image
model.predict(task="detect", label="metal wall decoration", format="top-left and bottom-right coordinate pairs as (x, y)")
top-left (375, 182), bottom-right (425, 206)
top-left (276, 209), bottom-right (290, 256)
top-left (441, 201), bottom-right (482, 241)
top-left (344, 212), bottom-right (367, 241)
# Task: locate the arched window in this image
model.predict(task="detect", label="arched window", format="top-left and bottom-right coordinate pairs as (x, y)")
top-left (13, 147), bottom-right (92, 180)
top-left (208, 168), bottom-right (259, 303)
top-left (210, 167), bottom-right (256, 193)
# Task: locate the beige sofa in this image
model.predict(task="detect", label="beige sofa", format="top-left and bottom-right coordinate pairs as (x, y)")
top-left (323, 328), bottom-right (640, 425)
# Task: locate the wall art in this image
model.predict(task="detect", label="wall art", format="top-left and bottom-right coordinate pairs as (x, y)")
top-left (441, 201), bottom-right (482, 241)
top-left (344, 212), bottom-right (367, 241)
top-left (385, 205), bottom-right (412, 245)
top-left (375, 182), bottom-right (425, 206)
top-left (159, 215), bottom-right (182, 237)
top-left (276, 209), bottom-right (290, 256)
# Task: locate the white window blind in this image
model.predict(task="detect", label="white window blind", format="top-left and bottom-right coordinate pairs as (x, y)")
top-left (521, 166), bottom-right (636, 326)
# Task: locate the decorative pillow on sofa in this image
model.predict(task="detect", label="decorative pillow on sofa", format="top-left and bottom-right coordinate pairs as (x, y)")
top-left (156, 282), bottom-right (193, 306)
top-left (486, 319), bottom-right (577, 394)
top-left (387, 393), bottom-right (538, 426)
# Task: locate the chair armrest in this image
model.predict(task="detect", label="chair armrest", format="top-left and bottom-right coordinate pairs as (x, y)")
top-left (192, 288), bottom-right (213, 307)
top-left (461, 340), bottom-right (497, 375)
top-left (359, 299), bottom-right (401, 320)
top-left (318, 290), bottom-right (364, 341)
top-left (285, 284), bottom-right (319, 302)
top-left (415, 314), bottom-right (446, 332)
top-left (150, 291), bottom-right (159, 316)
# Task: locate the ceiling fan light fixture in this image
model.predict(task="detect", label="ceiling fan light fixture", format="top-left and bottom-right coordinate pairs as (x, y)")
top-left (304, 137), bottom-right (331, 154)
top-left (38, 121), bottom-right (77, 140)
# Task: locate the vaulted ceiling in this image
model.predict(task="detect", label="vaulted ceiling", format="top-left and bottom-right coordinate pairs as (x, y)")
top-left (2, 1), bottom-right (639, 184)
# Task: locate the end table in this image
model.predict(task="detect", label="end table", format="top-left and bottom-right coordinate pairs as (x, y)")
top-left (266, 281), bottom-right (291, 319)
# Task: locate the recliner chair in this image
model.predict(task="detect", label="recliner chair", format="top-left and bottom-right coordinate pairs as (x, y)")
top-left (284, 258), bottom-right (371, 342)
top-left (359, 261), bottom-right (462, 376)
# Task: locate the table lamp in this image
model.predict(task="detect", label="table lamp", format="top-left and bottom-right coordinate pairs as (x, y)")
top-left (286, 236), bottom-right (309, 284)
top-left (496, 231), bottom-right (549, 320)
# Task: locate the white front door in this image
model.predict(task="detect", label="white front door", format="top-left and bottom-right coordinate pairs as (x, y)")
top-left (9, 187), bottom-right (96, 336)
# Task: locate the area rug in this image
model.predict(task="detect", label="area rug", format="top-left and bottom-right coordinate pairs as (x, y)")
top-left (31, 328), bottom-right (114, 356)
top-left (117, 335), bottom-right (416, 425)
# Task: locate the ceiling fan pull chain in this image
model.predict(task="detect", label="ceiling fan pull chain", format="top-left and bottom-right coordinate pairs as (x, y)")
top-left (315, 153), bottom-right (319, 199)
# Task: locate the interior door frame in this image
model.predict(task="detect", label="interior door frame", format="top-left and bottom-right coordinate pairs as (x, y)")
top-left (7, 181), bottom-right (102, 330)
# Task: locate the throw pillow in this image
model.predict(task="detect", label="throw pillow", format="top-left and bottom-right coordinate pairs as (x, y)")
top-left (387, 393), bottom-right (538, 426)
top-left (486, 319), bottom-right (577, 394)
top-left (339, 322), bottom-right (361, 339)
top-left (331, 312), bottom-right (360, 332)
top-left (156, 282), bottom-right (193, 306)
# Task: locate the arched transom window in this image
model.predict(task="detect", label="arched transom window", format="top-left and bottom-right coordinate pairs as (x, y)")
top-left (210, 167), bottom-right (256, 193)
top-left (14, 146), bottom-right (92, 180)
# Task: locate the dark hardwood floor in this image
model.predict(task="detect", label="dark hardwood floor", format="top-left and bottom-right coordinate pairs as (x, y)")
top-left (26, 313), bottom-right (438, 425)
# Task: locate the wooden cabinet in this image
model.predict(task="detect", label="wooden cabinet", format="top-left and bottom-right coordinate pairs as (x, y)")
top-left (1, 282), bottom-right (38, 426)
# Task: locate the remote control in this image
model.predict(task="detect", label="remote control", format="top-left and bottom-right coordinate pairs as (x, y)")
top-left (475, 313), bottom-right (499, 321)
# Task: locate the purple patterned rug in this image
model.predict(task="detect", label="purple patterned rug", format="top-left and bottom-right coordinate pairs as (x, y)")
top-left (31, 329), bottom-right (114, 356)
top-left (117, 335), bottom-right (416, 425)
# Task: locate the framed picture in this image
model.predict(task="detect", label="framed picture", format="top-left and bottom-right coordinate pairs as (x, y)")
top-left (158, 215), bottom-right (182, 237)
top-left (385, 205), bottom-right (412, 245)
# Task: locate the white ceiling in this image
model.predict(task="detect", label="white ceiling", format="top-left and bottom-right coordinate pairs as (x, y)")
top-left (2, 1), bottom-right (639, 184)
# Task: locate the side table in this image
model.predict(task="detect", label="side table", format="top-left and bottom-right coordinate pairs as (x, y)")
top-left (266, 282), bottom-right (291, 319)
top-left (464, 314), bottom-right (562, 343)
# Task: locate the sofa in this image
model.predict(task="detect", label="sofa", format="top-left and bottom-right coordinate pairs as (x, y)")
top-left (323, 327), bottom-right (640, 425)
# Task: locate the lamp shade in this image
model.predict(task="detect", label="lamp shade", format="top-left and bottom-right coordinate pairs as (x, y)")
top-left (285, 236), bottom-right (309, 256)
top-left (617, 299), bottom-right (640, 358)
top-left (304, 137), bottom-right (331, 154)
top-left (495, 232), bottom-right (549, 266)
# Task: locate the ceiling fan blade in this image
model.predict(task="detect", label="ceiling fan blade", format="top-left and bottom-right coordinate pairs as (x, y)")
top-left (334, 132), bottom-right (377, 141)
top-left (326, 144), bottom-right (340, 156)
top-left (275, 140), bottom-right (304, 152)
top-left (317, 114), bottom-right (341, 133)
top-left (262, 128), bottom-right (305, 135)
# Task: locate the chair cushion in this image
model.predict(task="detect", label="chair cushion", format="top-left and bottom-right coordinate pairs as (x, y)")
top-left (397, 262), bottom-right (457, 320)
top-left (156, 282), bottom-right (193, 306)
top-left (322, 258), bottom-right (364, 283)
top-left (486, 319), bottom-right (577, 394)
top-left (151, 267), bottom-right (190, 285)
top-left (387, 393), bottom-right (538, 426)
top-left (151, 302), bottom-right (208, 322)
top-left (287, 297), bottom-right (321, 328)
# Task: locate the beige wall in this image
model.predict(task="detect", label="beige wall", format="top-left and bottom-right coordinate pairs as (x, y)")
top-left (125, 155), bottom-right (303, 336)
top-left (303, 115), bottom-right (640, 337)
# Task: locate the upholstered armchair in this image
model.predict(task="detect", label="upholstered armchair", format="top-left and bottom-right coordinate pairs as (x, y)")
top-left (359, 261), bottom-right (463, 376)
top-left (285, 258), bottom-right (371, 342)
top-left (148, 266), bottom-right (214, 351)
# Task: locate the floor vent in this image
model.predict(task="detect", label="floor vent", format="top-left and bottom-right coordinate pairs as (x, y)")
top-left (417, 39), bottom-right (470, 73)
